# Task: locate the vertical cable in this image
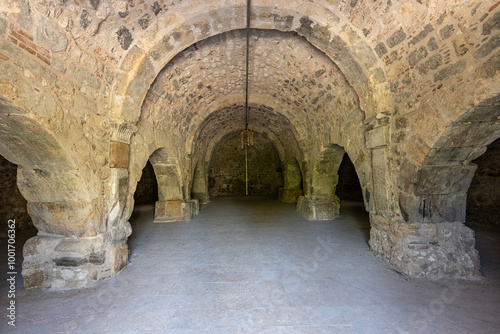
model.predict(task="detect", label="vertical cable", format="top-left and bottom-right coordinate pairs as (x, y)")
top-left (245, 144), bottom-right (249, 195)
top-left (245, 0), bottom-right (251, 131)
top-left (244, 0), bottom-right (251, 195)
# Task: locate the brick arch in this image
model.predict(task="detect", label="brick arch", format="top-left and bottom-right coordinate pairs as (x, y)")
top-left (111, 1), bottom-right (383, 125)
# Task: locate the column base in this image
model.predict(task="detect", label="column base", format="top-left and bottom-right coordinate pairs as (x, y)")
top-left (192, 193), bottom-right (210, 205)
top-left (279, 188), bottom-right (303, 203)
top-left (297, 196), bottom-right (340, 220)
top-left (154, 200), bottom-right (199, 223)
top-left (22, 223), bottom-right (132, 289)
top-left (369, 214), bottom-right (481, 277)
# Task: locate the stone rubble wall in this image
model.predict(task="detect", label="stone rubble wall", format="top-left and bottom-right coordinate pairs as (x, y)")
top-left (209, 132), bottom-right (284, 197)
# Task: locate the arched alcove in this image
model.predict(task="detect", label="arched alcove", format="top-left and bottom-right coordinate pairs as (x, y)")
top-left (336, 153), bottom-right (364, 203)
top-left (208, 131), bottom-right (283, 197)
top-left (133, 160), bottom-right (159, 205)
top-left (466, 137), bottom-right (500, 278)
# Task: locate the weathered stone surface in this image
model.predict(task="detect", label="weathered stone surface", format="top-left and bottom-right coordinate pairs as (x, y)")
top-left (440, 24), bottom-right (454, 40)
top-left (387, 28), bottom-right (406, 48)
top-left (36, 17), bottom-right (68, 52)
top-left (27, 197), bottom-right (104, 237)
top-left (297, 196), bottom-right (340, 220)
top-left (116, 26), bottom-right (133, 50)
top-left (433, 59), bottom-right (466, 82)
top-left (374, 42), bottom-right (387, 58)
top-left (279, 188), bottom-right (303, 203)
top-left (154, 200), bottom-right (198, 222)
top-left (408, 24), bottom-right (434, 47)
top-left (474, 49), bottom-right (500, 79)
top-left (0, 17), bottom-right (6, 36)
top-left (365, 125), bottom-right (389, 149)
top-left (369, 215), bottom-right (480, 277)
top-left (108, 241), bottom-right (128, 274)
top-left (474, 34), bottom-right (500, 59)
top-left (482, 10), bottom-right (500, 35)
top-left (408, 46), bottom-right (428, 66)
top-left (110, 141), bottom-right (130, 168)
top-left (419, 54), bottom-right (443, 75)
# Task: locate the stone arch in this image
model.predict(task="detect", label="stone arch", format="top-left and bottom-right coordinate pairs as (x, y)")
top-left (137, 147), bottom-right (198, 223)
top-left (111, 1), bottom-right (384, 125)
top-left (0, 97), bottom-right (129, 289)
top-left (372, 95), bottom-right (500, 278)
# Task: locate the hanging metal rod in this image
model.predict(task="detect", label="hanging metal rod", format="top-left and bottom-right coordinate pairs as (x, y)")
top-left (244, 0), bottom-right (251, 131)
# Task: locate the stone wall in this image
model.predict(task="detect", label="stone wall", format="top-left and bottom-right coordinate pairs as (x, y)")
top-left (209, 132), bottom-right (283, 197)
top-left (0, 157), bottom-right (32, 233)
top-left (467, 138), bottom-right (500, 230)
top-left (133, 160), bottom-right (158, 204)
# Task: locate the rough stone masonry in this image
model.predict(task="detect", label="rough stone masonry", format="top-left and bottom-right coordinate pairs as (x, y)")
top-left (0, 0), bottom-right (499, 288)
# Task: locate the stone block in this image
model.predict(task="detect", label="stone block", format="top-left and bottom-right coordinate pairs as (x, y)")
top-left (36, 17), bottom-right (68, 52)
top-left (108, 241), bottom-right (129, 274)
top-left (154, 200), bottom-right (196, 222)
top-left (110, 141), bottom-right (130, 168)
top-left (17, 168), bottom-right (100, 203)
top-left (192, 192), bottom-right (210, 204)
top-left (369, 215), bottom-right (480, 277)
top-left (365, 125), bottom-right (388, 148)
top-left (398, 191), bottom-right (468, 224)
top-left (27, 197), bottom-right (105, 237)
top-left (297, 196), bottom-right (340, 221)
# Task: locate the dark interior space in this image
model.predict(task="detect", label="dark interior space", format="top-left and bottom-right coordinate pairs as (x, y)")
top-left (134, 160), bottom-right (159, 204)
top-left (466, 137), bottom-right (500, 231)
top-left (336, 154), bottom-right (364, 202)
top-left (209, 131), bottom-right (284, 197)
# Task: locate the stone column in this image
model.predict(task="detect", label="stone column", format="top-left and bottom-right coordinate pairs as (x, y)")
top-left (152, 162), bottom-right (198, 223)
top-left (279, 160), bottom-right (303, 203)
top-left (297, 146), bottom-right (344, 220)
top-left (21, 119), bottom-right (137, 289)
top-left (191, 163), bottom-right (210, 204)
top-left (370, 161), bottom-right (481, 277)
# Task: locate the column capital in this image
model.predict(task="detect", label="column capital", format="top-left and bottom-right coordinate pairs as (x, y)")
top-left (110, 119), bottom-right (137, 144)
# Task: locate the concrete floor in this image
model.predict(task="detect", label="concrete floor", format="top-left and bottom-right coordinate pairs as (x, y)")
top-left (1, 196), bottom-right (500, 333)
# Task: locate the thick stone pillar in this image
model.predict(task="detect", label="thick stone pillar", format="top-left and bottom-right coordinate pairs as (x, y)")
top-left (279, 159), bottom-right (303, 203)
top-left (191, 163), bottom-right (210, 204)
top-left (19, 168), bottom-right (131, 288)
top-left (298, 146), bottom-right (343, 220)
top-left (21, 119), bottom-right (137, 289)
top-left (370, 163), bottom-right (481, 277)
top-left (152, 158), bottom-right (199, 223)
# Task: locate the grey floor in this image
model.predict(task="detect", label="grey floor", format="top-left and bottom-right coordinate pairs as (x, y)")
top-left (1, 196), bottom-right (499, 333)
